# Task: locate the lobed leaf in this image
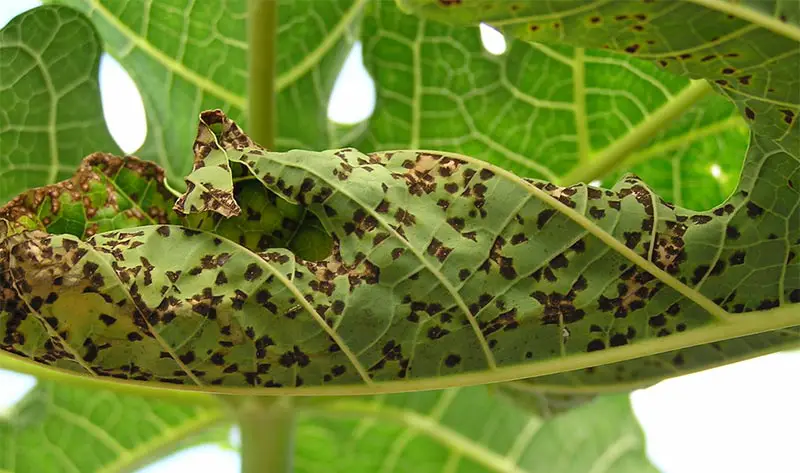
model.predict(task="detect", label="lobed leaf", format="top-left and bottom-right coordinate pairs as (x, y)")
top-left (0, 379), bottom-right (224, 473)
top-left (297, 388), bottom-right (655, 473)
top-left (359, 1), bottom-right (748, 209)
top-left (1, 0), bottom-right (796, 395)
top-left (0, 6), bottom-right (121, 203)
top-left (393, 0), bottom-right (800, 390)
top-left (51, 0), bottom-right (367, 181)
top-left (0, 381), bottom-right (651, 473)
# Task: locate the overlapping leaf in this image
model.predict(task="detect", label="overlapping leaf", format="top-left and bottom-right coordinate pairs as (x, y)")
top-left (400, 0), bottom-right (800, 391)
top-left (0, 378), bottom-right (224, 473)
top-left (297, 388), bottom-right (655, 473)
top-left (358, 1), bottom-right (749, 210)
top-left (0, 379), bottom-right (653, 473)
top-left (0, 1), bottom-right (796, 396)
top-left (2, 95), bottom-right (796, 392)
top-left (51, 0), bottom-right (366, 182)
top-left (0, 6), bottom-right (121, 203)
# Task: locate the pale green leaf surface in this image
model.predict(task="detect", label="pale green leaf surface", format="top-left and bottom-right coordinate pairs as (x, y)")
top-left (51, 0), bottom-right (365, 182)
top-left (0, 380), bottom-right (224, 473)
top-left (297, 388), bottom-right (655, 473)
top-left (358, 1), bottom-right (748, 210)
top-left (0, 6), bottom-right (121, 203)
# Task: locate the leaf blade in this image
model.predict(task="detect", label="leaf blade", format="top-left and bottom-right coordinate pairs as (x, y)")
top-left (52, 0), bottom-right (366, 180)
top-left (296, 388), bottom-right (656, 473)
top-left (0, 379), bottom-right (224, 473)
top-left (0, 5), bottom-right (121, 203)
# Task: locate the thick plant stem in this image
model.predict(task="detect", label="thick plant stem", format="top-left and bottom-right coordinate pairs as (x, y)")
top-left (236, 397), bottom-right (295, 473)
top-left (560, 80), bottom-right (714, 185)
top-left (247, 0), bottom-right (278, 149)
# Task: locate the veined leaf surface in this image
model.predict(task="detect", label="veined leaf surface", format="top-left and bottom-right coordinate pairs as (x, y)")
top-left (2, 99), bottom-right (797, 393)
top-left (0, 378), bottom-right (224, 473)
top-left (296, 388), bottom-right (655, 473)
top-left (359, 1), bottom-right (749, 210)
top-left (0, 6), bottom-right (121, 202)
top-left (51, 0), bottom-right (366, 181)
top-left (0, 1), bottom-right (796, 394)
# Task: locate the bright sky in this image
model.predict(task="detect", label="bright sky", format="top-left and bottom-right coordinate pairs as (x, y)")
top-left (2, 3), bottom-right (799, 473)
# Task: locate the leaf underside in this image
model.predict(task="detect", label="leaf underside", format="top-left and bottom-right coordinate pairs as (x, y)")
top-left (0, 0), bottom-right (797, 394)
top-left (2, 103), bottom-right (797, 393)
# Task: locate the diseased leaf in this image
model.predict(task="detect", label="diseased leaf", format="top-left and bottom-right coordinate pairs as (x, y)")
top-left (398, 0), bottom-right (800, 391)
top-left (358, 1), bottom-right (748, 209)
top-left (2, 96), bottom-right (796, 392)
top-left (0, 153), bottom-right (179, 238)
top-left (174, 111), bottom-right (334, 261)
top-left (0, 379), bottom-right (224, 473)
top-left (0, 6), bottom-right (121, 203)
top-left (0, 153), bottom-right (179, 374)
top-left (297, 388), bottom-right (656, 473)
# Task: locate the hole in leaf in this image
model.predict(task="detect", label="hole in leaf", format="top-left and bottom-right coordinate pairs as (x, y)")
top-left (0, 0), bottom-right (41, 28)
top-left (136, 444), bottom-right (240, 473)
top-left (0, 369), bottom-right (36, 414)
top-left (327, 42), bottom-right (376, 125)
top-left (480, 23), bottom-right (507, 55)
top-left (99, 54), bottom-right (147, 154)
top-left (228, 426), bottom-right (241, 449)
top-left (710, 163), bottom-right (722, 178)
top-left (589, 180), bottom-right (603, 187)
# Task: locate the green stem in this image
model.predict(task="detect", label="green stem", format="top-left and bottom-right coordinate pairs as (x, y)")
top-left (560, 80), bottom-right (714, 185)
top-left (247, 0), bottom-right (278, 149)
top-left (234, 397), bottom-right (295, 473)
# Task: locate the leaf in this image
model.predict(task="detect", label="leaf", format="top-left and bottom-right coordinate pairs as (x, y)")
top-left (0, 379), bottom-right (224, 473)
top-left (358, 1), bottom-right (748, 210)
top-left (296, 388), bottom-right (656, 473)
top-left (0, 5), bottom-right (121, 203)
top-left (51, 0), bottom-right (367, 181)
top-left (174, 110), bottom-right (334, 261)
top-left (394, 0), bottom-right (800, 391)
top-left (1, 96), bottom-right (796, 393)
top-left (0, 153), bottom-right (179, 238)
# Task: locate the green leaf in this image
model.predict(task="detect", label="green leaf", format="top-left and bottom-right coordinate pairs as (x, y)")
top-left (0, 5), bottom-right (121, 203)
top-left (0, 379), bottom-right (224, 473)
top-left (358, 1), bottom-right (749, 210)
top-left (495, 381), bottom-right (596, 418)
top-left (50, 0), bottom-right (367, 182)
top-left (296, 388), bottom-right (656, 473)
